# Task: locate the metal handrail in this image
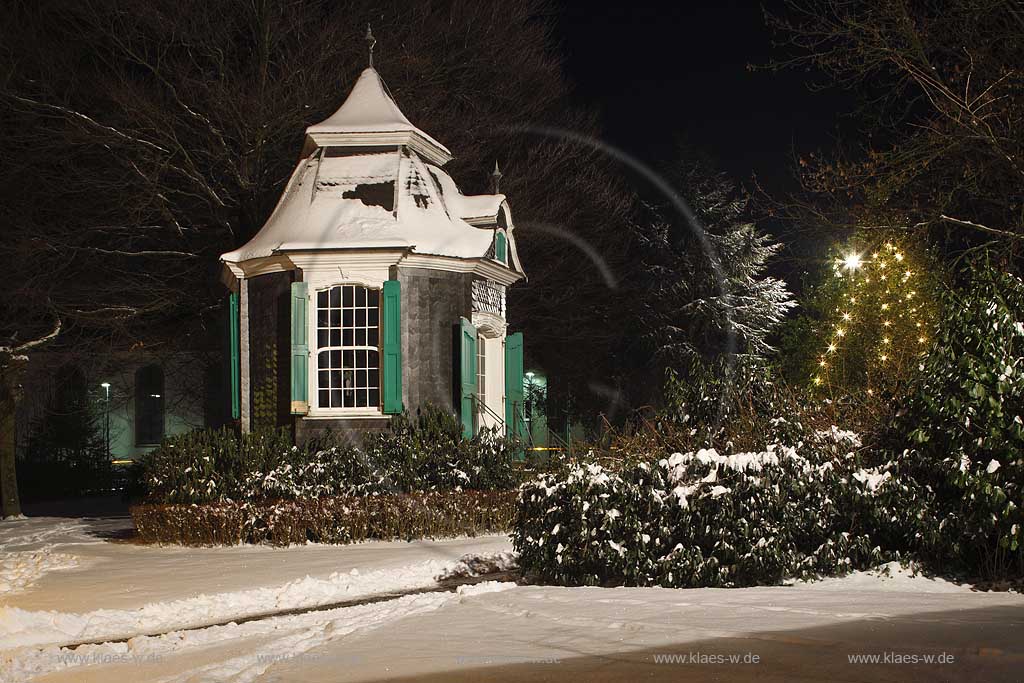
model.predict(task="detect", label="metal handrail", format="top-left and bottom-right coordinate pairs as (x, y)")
top-left (472, 393), bottom-right (506, 427)
top-left (471, 393), bottom-right (535, 449)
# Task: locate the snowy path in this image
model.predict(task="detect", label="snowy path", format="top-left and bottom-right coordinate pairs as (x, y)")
top-left (4, 582), bottom-right (516, 683)
top-left (3, 516), bottom-right (1024, 682)
top-left (0, 516), bottom-right (510, 614)
top-left (233, 576), bottom-right (1024, 682)
top-left (9, 572), bottom-right (1024, 683)
top-left (0, 515), bottom-right (511, 651)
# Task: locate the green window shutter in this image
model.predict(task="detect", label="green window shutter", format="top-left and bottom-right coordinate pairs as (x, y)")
top-left (229, 291), bottom-right (241, 420)
top-left (458, 317), bottom-right (478, 438)
top-left (382, 280), bottom-right (403, 414)
top-left (495, 232), bottom-right (507, 263)
top-left (504, 332), bottom-right (524, 441)
top-left (290, 281), bottom-right (309, 415)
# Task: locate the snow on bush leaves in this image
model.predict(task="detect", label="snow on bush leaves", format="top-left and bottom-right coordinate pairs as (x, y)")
top-left (134, 406), bottom-right (519, 505)
top-left (885, 260), bottom-right (1024, 578)
top-left (513, 432), bottom-right (894, 588)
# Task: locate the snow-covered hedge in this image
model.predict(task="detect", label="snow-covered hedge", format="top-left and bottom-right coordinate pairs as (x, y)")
top-left (513, 430), bottom-right (903, 587)
top-left (132, 490), bottom-right (517, 546)
top-left (134, 406), bottom-right (519, 504)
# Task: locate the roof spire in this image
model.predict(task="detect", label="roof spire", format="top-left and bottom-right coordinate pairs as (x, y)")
top-left (491, 161), bottom-right (503, 194)
top-left (365, 24), bottom-right (376, 68)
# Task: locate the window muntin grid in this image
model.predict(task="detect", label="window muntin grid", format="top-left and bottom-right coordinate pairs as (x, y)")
top-left (316, 285), bottom-right (381, 409)
top-left (477, 334), bottom-right (486, 419)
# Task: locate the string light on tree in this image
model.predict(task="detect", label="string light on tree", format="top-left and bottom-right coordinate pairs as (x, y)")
top-left (810, 237), bottom-right (939, 395)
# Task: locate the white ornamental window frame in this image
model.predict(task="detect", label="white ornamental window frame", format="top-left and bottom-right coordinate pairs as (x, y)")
top-left (309, 281), bottom-right (385, 418)
top-left (472, 311), bottom-right (507, 430)
top-left (477, 329), bottom-right (487, 422)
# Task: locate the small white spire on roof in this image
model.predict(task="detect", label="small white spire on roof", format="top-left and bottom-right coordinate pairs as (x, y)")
top-left (365, 24), bottom-right (376, 68)
top-left (491, 161), bottom-right (503, 194)
top-left (304, 60), bottom-right (453, 165)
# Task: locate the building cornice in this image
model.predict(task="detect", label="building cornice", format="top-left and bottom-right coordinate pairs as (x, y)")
top-left (222, 254), bottom-right (296, 283)
top-left (286, 249), bottom-right (409, 271)
top-left (305, 131), bottom-right (452, 166)
top-left (399, 253), bottom-right (525, 285)
top-left (224, 248), bottom-right (524, 286)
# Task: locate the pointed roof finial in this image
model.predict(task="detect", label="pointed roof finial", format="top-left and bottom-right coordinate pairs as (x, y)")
top-left (365, 24), bottom-right (377, 68)
top-left (491, 161), bottom-right (503, 194)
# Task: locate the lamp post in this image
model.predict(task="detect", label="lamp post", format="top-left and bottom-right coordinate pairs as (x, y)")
top-left (100, 383), bottom-right (110, 461)
top-left (523, 372), bottom-right (535, 444)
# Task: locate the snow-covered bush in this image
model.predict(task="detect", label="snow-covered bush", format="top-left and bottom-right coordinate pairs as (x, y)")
top-left (885, 261), bottom-right (1024, 578)
top-left (133, 405), bottom-right (520, 505)
top-left (514, 430), bottom-right (897, 587)
top-left (236, 446), bottom-right (388, 500)
top-left (133, 428), bottom-right (298, 504)
top-left (360, 406), bottom-right (519, 493)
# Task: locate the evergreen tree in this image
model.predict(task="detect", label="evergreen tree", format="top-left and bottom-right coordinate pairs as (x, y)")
top-left (804, 234), bottom-right (942, 397)
top-left (637, 159), bottom-right (794, 381)
top-left (20, 365), bottom-right (111, 501)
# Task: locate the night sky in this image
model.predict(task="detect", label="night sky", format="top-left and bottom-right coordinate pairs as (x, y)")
top-left (555, 0), bottom-right (855, 197)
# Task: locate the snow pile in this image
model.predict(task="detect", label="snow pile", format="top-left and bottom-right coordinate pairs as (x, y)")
top-left (0, 550), bottom-right (78, 594)
top-left (0, 517), bottom-right (112, 595)
top-left (851, 468), bottom-right (892, 493)
top-left (436, 551), bottom-right (518, 581)
top-left (801, 561), bottom-right (971, 593)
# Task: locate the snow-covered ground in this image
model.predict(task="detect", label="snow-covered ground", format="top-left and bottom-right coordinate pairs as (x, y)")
top-left (3, 515), bottom-right (1023, 682)
top-left (0, 515), bottom-right (511, 649)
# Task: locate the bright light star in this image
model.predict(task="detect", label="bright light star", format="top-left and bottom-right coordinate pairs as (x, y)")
top-left (843, 253), bottom-right (863, 271)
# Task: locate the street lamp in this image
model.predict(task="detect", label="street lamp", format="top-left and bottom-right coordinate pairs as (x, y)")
top-left (100, 383), bottom-right (111, 461)
top-left (523, 372), bottom-right (536, 440)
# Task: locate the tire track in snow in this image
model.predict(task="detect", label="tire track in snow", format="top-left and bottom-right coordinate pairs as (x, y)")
top-left (1, 552), bottom-right (517, 651)
top-left (62, 569), bottom-right (519, 649)
top-left (2, 581), bottom-right (518, 683)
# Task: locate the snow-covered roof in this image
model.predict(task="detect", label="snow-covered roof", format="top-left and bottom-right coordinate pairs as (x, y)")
top-left (222, 149), bottom-right (503, 263)
top-left (222, 69), bottom-right (521, 271)
top-left (305, 68), bottom-right (451, 165)
top-left (428, 167), bottom-right (507, 225)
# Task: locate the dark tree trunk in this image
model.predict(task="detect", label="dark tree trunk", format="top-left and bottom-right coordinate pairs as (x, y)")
top-left (0, 364), bottom-right (23, 518)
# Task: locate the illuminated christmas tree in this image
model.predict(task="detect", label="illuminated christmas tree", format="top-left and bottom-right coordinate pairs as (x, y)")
top-left (810, 236), bottom-right (940, 397)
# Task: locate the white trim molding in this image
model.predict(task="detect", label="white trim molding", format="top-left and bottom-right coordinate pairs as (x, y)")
top-left (304, 132), bottom-right (452, 166)
top-left (238, 277), bottom-right (251, 434)
top-left (399, 252), bottom-right (524, 285)
top-left (223, 254), bottom-right (296, 283)
top-left (301, 411), bottom-right (391, 421)
top-left (472, 311), bottom-right (507, 338)
top-left (299, 266), bottom-right (395, 420)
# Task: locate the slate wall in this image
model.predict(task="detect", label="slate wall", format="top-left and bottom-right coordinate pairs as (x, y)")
top-left (397, 266), bottom-right (474, 417)
top-left (293, 266), bottom-right (473, 447)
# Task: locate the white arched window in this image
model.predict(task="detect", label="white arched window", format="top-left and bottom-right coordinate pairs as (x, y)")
top-left (315, 285), bottom-right (381, 409)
